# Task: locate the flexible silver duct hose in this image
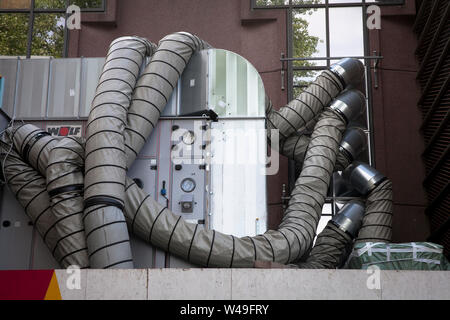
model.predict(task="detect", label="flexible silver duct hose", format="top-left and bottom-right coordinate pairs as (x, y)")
top-left (294, 201), bottom-right (365, 269)
top-left (5, 104), bottom-right (351, 268)
top-left (296, 178), bottom-right (394, 269)
top-left (266, 70), bottom-right (344, 142)
top-left (344, 162), bottom-right (393, 243)
top-left (124, 107), bottom-right (351, 267)
top-left (296, 222), bottom-right (352, 269)
top-left (84, 36), bottom-right (153, 209)
top-left (125, 32), bottom-right (210, 166)
top-left (356, 179), bottom-right (393, 243)
top-left (0, 33), bottom-right (377, 269)
top-left (46, 137), bottom-right (89, 268)
top-left (280, 126), bottom-right (366, 171)
top-left (83, 36), bottom-right (155, 269)
top-left (9, 124), bottom-right (58, 176)
top-left (0, 135), bottom-right (88, 268)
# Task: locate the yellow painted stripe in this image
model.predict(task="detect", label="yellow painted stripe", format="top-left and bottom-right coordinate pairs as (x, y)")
top-left (44, 272), bottom-right (62, 301)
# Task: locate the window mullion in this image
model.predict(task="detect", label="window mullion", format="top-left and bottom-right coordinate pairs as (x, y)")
top-left (26, 0), bottom-right (35, 58)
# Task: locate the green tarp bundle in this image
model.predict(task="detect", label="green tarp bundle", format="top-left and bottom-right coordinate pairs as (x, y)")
top-left (346, 242), bottom-right (450, 271)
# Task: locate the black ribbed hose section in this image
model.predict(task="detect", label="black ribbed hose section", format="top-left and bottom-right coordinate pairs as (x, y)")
top-left (266, 70), bottom-right (344, 143)
top-left (279, 130), bottom-right (354, 171)
top-left (278, 109), bottom-right (347, 256)
top-left (124, 32), bottom-right (210, 167)
top-left (296, 222), bottom-right (353, 269)
top-left (46, 137), bottom-right (89, 268)
top-left (0, 135), bottom-right (88, 268)
top-left (8, 124), bottom-right (59, 176)
top-left (83, 36), bottom-right (156, 269)
top-left (84, 36), bottom-right (155, 210)
top-left (0, 32), bottom-right (368, 269)
top-left (356, 179), bottom-right (393, 243)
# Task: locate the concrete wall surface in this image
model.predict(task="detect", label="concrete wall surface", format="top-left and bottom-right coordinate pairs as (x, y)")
top-left (55, 269), bottom-right (450, 300)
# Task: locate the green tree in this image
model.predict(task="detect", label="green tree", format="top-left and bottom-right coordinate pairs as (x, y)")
top-left (255, 0), bottom-right (322, 96)
top-left (0, 13), bottom-right (29, 56)
top-left (0, 0), bottom-right (102, 57)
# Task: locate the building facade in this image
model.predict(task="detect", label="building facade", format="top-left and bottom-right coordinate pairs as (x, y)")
top-left (1, 0), bottom-right (445, 255)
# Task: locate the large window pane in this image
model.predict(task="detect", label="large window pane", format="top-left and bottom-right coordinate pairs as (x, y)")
top-left (31, 13), bottom-right (65, 57)
top-left (329, 7), bottom-right (364, 57)
top-left (0, 13), bottom-right (29, 56)
top-left (292, 8), bottom-right (327, 67)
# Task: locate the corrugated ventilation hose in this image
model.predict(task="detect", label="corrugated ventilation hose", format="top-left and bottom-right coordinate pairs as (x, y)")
top-left (0, 130), bottom-right (89, 268)
top-left (0, 32), bottom-right (392, 269)
top-left (83, 36), bottom-right (156, 269)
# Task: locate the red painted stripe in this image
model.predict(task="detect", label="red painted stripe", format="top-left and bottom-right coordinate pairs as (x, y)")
top-left (0, 270), bottom-right (54, 300)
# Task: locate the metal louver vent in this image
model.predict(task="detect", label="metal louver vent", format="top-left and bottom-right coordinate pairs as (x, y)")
top-left (414, 0), bottom-right (450, 258)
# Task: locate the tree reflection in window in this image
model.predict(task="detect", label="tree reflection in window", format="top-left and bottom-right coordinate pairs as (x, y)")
top-left (0, 0), bottom-right (104, 57)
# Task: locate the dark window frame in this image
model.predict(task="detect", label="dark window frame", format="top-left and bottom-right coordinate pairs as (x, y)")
top-left (251, 0), bottom-right (405, 9)
top-left (251, 0), bottom-right (390, 217)
top-left (0, 0), bottom-right (106, 58)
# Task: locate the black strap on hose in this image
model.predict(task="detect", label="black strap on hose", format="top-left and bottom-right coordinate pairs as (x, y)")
top-left (84, 196), bottom-right (125, 211)
top-left (338, 146), bottom-right (354, 163)
top-left (328, 68), bottom-right (347, 88)
top-left (48, 184), bottom-right (84, 198)
top-left (22, 131), bottom-right (51, 163)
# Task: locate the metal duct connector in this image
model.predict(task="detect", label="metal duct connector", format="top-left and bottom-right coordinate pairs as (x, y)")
top-left (329, 58), bottom-right (365, 88)
top-left (344, 162), bottom-right (386, 195)
top-left (281, 126), bottom-right (367, 171)
top-left (356, 179), bottom-right (393, 243)
top-left (329, 89), bottom-right (366, 124)
top-left (339, 127), bottom-right (367, 163)
top-left (331, 201), bottom-right (365, 238)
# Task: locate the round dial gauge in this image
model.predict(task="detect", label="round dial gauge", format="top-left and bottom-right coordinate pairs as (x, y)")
top-left (181, 178), bottom-right (196, 193)
top-left (182, 131), bottom-right (196, 145)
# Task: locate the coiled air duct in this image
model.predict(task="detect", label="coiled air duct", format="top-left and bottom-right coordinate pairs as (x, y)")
top-left (8, 124), bottom-right (59, 176)
top-left (83, 36), bottom-right (155, 269)
top-left (253, 200), bottom-right (371, 270)
top-left (0, 133), bottom-right (88, 268)
top-left (296, 167), bottom-right (394, 269)
top-left (124, 32), bottom-right (210, 167)
top-left (279, 89), bottom-right (366, 169)
top-left (294, 201), bottom-right (366, 269)
top-left (0, 33), bottom-right (373, 269)
top-left (266, 58), bottom-right (364, 144)
top-left (46, 137), bottom-right (90, 268)
top-left (296, 222), bottom-right (353, 269)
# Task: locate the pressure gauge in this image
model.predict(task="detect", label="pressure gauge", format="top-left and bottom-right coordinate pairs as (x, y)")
top-left (182, 131), bottom-right (196, 145)
top-left (181, 178), bottom-right (196, 193)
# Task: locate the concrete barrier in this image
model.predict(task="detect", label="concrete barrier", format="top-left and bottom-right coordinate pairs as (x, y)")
top-left (53, 269), bottom-right (450, 300)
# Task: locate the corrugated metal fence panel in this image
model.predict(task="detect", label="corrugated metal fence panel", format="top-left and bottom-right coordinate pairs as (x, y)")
top-left (414, 0), bottom-right (450, 258)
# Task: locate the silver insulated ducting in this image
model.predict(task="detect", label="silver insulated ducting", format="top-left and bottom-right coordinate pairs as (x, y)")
top-left (0, 32), bottom-right (394, 270)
